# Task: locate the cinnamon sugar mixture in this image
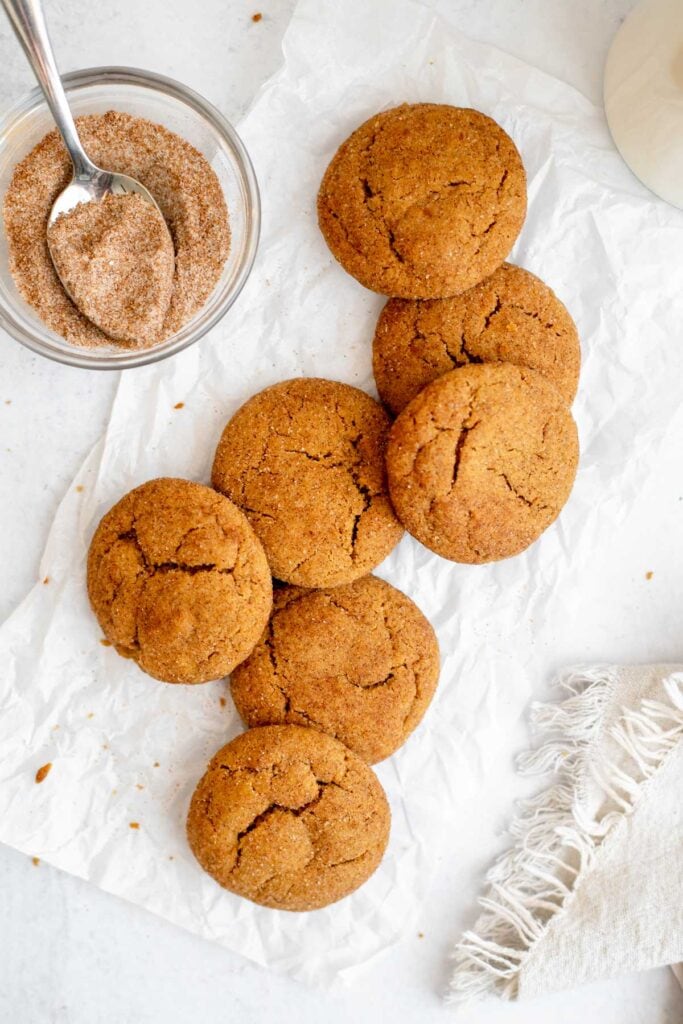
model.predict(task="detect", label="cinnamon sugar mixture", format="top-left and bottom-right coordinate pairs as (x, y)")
top-left (3, 111), bottom-right (231, 349)
top-left (47, 192), bottom-right (175, 345)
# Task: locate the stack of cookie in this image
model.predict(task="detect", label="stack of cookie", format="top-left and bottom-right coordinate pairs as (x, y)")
top-left (319, 103), bottom-right (580, 564)
top-left (85, 101), bottom-right (580, 915)
top-left (87, 378), bottom-right (435, 911)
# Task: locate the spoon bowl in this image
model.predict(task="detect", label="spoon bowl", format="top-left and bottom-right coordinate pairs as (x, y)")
top-left (48, 167), bottom-right (165, 230)
top-left (45, 165), bottom-right (173, 340)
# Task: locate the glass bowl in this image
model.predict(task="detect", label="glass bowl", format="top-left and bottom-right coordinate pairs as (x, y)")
top-left (0, 67), bottom-right (260, 369)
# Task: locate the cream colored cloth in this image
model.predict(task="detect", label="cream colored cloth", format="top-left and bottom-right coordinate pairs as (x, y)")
top-left (449, 665), bottom-right (683, 1002)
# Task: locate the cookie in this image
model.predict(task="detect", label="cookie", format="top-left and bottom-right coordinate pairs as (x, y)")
top-left (231, 576), bottom-right (439, 764)
top-left (386, 364), bottom-right (579, 563)
top-left (186, 725), bottom-right (391, 911)
top-left (87, 478), bottom-right (272, 683)
top-left (318, 103), bottom-right (526, 298)
top-left (211, 378), bottom-right (404, 588)
top-left (373, 263), bottom-right (580, 414)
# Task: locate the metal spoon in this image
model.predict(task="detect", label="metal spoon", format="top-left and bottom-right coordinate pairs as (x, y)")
top-left (1, 0), bottom-right (171, 261)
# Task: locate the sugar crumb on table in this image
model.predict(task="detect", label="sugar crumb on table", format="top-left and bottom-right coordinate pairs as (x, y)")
top-left (31, 857), bottom-right (40, 867)
top-left (645, 571), bottom-right (654, 580)
top-left (129, 822), bottom-right (140, 830)
top-left (35, 763), bottom-right (52, 783)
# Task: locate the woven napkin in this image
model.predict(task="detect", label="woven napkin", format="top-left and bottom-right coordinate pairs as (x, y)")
top-left (449, 664), bottom-right (683, 1002)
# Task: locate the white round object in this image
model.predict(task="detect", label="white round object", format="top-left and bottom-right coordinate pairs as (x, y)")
top-left (604, 0), bottom-right (683, 208)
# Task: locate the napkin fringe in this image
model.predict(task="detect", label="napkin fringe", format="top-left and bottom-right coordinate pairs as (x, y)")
top-left (448, 666), bottom-right (683, 1003)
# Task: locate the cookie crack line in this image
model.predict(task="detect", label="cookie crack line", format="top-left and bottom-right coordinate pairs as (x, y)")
top-left (231, 779), bottom-right (345, 873)
top-left (471, 216), bottom-right (498, 258)
top-left (356, 124), bottom-right (416, 270)
top-left (346, 664), bottom-right (410, 691)
top-left (240, 504), bottom-right (276, 521)
top-left (328, 850), bottom-right (373, 870)
top-left (282, 447), bottom-right (335, 463)
top-left (323, 203), bottom-right (366, 260)
top-left (117, 528), bottom-right (236, 576)
top-left (465, 508), bottom-right (484, 560)
top-left (271, 597), bottom-right (424, 719)
top-left (506, 301), bottom-right (561, 337)
top-left (387, 228), bottom-right (405, 264)
top-left (483, 296), bottom-right (502, 329)
top-left (346, 433), bottom-right (379, 559)
top-left (451, 427), bottom-right (471, 489)
top-left (285, 704), bottom-right (327, 732)
top-left (263, 619), bottom-right (292, 714)
top-left (358, 117), bottom-right (503, 267)
top-left (405, 302), bottom-right (482, 372)
top-left (482, 296), bottom-right (562, 338)
top-left (263, 596), bottom-right (415, 694)
top-left (239, 425), bottom-right (383, 560)
top-left (284, 552), bottom-right (319, 578)
top-left (155, 561), bottom-right (234, 575)
top-left (403, 422), bottom-right (448, 477)
top-left (361, 171), bottom-right (486, 270)
top-left (499, 472), bottom-right (552, 513)
top-left (349, 478), bottom-right (373, 557)
top-left (459, 338), bottom-right (485, 364)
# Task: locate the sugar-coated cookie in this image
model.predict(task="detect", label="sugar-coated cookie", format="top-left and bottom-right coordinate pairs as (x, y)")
top-left (386, 364), bottom-right (579, 563)
top-left (231, 576), bottom-right (439, 763)
top-left (318, 104), bottom-right (526, 298)
top-left (87, 478), bottom-right (272, 683)
top-left (211, 378), bottom-right (404, 588)
top-left (186, 725), bottom-right (391, 911)
top-left (373, 263), bottom-right (580, 414)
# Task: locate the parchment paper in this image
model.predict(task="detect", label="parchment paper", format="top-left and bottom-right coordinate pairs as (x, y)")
top-left (1, 0), bottom-right (683, 987)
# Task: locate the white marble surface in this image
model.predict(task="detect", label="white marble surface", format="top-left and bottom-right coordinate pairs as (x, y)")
top-left (1, 1), bottom-right (681, 1021)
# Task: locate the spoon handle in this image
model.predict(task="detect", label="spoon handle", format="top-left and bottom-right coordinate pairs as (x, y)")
top-left (1, 0), bottom-right (97, 177)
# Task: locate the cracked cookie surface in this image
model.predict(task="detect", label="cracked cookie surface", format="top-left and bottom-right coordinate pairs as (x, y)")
top-left (211, 378), bottom-right (404, 588)
top-left (318, 103), bottom-right (526, 298)
top-left (386, 364), bottom-right (579, 563)
top-left (373, 263), bottom-right (580, 414)
top-left (231, 576), bottom-right (439, 763)
top-left (186, 725), bottom-right (391, 910)
top-left (87, 478), bottom-right (272, 683)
